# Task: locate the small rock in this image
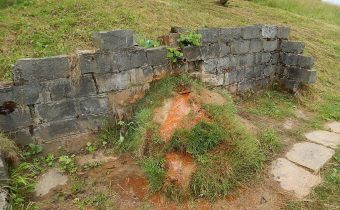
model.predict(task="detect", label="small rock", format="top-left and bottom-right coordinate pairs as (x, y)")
top-left (35, 168), bottom-right (68, 197)
top-left (283, 119), bottom-right (294, 130)
top-left (0, 191), bottom-right (8, 210)
top-left (325, 121), bottom-right (340, 134)
top-left (286, 142), bottom-right (335, 171)
top-left (293, 109), bottom-right (308, 120)
top-left (271, 158), bottom-right (321, 198)
top-left (77, 151), bottom-right (117, 166)
top-left (305, 130), bottom-right (340, 149)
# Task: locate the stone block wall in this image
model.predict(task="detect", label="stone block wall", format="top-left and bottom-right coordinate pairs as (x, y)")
top-left (0, 25), bottom-right (316, 147)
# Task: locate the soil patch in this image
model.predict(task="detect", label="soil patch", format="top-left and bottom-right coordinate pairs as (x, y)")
top-left (165, 152), bottom-right (196, 189)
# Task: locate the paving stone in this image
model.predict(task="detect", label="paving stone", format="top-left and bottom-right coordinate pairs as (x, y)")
top-left (286, 142), bottom-right (335, 171)
top-left (35, 168), bottom-right (68, 197)
top-left (271, 158), bottom-right (321, 198)
top-left (324, 121), bottom-right (340, 134)
top-left (305, 130), bottom-right (340, 149)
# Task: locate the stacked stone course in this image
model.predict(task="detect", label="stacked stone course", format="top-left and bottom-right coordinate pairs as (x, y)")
top-left (0, 25), bottom-right (316, 147)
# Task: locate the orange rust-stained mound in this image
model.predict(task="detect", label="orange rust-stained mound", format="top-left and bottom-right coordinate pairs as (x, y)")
top-left (165, 152), bottom-right (196, 189)
top-left (153, 90), bottom-right (220, 142)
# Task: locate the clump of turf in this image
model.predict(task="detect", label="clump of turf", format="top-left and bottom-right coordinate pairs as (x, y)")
top-left (0, 133), bottom-right (19, 164)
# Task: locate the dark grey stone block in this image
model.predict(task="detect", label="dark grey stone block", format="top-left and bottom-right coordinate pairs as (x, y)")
top-left (8, 128), bottom-right (33, 146)
top-left (297, 56), bottom-right (314, 68)
top-left (238, 80), bottom-right (255, 92)
top-left (263, 40), bottom-right (278, 52)
top-left (12, 84), bottom-right (40, 105)
top-left (13, 55), bottom-right (70, 84)
top-left (79, 50), bottom-right (117, 74)
top-left (280, 79), bottom-right (299, 93)
top-left (230, 40), bottom-right (250, 54)
top-left (95, 72), bottom-right (130, 93)
top-left (33, 119), bottom-right (85, 141)
top-left (146, 47), bottom-right (168, 66)
top-left (182, 46), bottom-right (202, 61)
top-left (93, 30), bottom-right (134, 50)
top-left (241, 25), bottom-right (262, 39)
top-left (129, 68), bottom-right (152, 85)
top-left (287, 67), bottom-right (316, 84)
top-left (281, 41), bottom-right (305, 54)
top-left (262, 53), bottom-right (271, 63)
top-left (262, 25), bottom-right (278, 39)
top-left (114, 48), bottom-right (148, 71)
top-left (263, 65), bottom-right (276, 77)
top-left (0, 107), bottom-right (32, 132)
top-left (36, 100), bottom-right (77, 122)
top-left (281, 53), bottom-right (299, 66)
top-left (277, 26), bottom-right (290, 39)
top-left (200, 44), bottom-right (220, 60)
top-left (250, 39), bottom-right (263, 53)
top-left (219, 43), bottom-right (231, 57)
top-left (270, 52), bottom-right (280, 64)
top-left (225, 68), bottom-right (245, 85)
top-left (237, 54), bottom-right (254, 66)
top-left (78, 96), bottom-right (110, 117)
top-left (33, 116), bottom-right (106, 141)
top-left (202, 59), bottom-right (218, 74)
top-left (220, 27), bottom-right (241, 42)
top-left (0, 87), bottom-right (13, 105)
top-left (197, 28), bottom-right (220, 44)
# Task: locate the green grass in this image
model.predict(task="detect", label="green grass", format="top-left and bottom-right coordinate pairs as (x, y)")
top-left (240, 90), bottom-right (296, 119)
top-left (141, 156), bottom-right (166, 192)
top-left (258, 128), bottom-right (282, 157)
top-left (250, 0), bottom-right (340, 25)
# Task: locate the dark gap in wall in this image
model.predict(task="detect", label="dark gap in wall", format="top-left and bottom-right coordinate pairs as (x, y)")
top-left (91, 73), bottom-right (100, 94)
top-left (0, 101), bottom-right (16, 115)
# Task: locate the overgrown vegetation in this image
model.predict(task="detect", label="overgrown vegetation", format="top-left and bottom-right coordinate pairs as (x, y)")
top-left (100, 75), bottom-right (271, 200)
top-left (0, 133), bottom-right (18, 163)
top-left (178, 31), bottom-right (202, 47)
top-left (166, 48), bottom-right (184, 63)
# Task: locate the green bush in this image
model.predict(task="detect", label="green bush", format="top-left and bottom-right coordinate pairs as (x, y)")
top-left (178, 32), bottom-right (201, 47)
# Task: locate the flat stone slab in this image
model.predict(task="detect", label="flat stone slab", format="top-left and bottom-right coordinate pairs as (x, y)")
top-left (35, 168), bottom-right (68, 197)
top-left (0, 191), bottom-right (7, 210)
top-left (286, 142), bottom-right (335, 171)
top-left (77, 151), bottom-right (117, 166)
top-left (325, 121), bottom-right (340, 134)
top-left (305, 130), bottom-right (340, 149)
top-left (271, 158), bottom-right (321, 198)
